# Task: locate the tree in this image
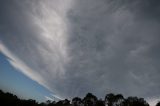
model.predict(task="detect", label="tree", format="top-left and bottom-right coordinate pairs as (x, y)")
top-left (72, 97), bottom-right (83, 106)
top-left (105, 93), bottom-right (116, 106)
top-left (105, 93), bottom-right (125, 106)
top-left (123, 97), bottom-right (149, 106)
top-left (156, 101), bottom-right (160, 106)
top-left (63, 99), bottom-right (70, 105)
top-left (0, 89), bottom-right (152, 106)
top-left (47, 101), bottom-right (56, 106)
top-left (83, 93), bottom-right (97, 106)
top-left (96, 99), bottom-right (105, 106)
top-left (55, 99), bottom-right (70, 106)
top-left (114, 94), bottom-right (124, 106)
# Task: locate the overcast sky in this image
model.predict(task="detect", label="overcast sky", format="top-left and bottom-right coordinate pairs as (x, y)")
top-left (0, 0), bottom-right (160, 105)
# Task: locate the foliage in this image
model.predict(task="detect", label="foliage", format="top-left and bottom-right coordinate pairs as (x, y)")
top-left (0, 89), bottom-right (158, 106)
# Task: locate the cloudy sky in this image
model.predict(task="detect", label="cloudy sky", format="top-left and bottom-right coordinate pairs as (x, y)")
top-left (0, 0), bottom-right (160, 105)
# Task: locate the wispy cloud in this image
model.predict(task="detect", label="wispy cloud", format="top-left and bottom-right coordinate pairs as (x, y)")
top-left (0, 0), bottom-right (73, 98)
top-left (44, 93), bottom-right (63, 102)
top-left (45, 96), bottom-right (54, 101)
top-left (147, 97), bottom-right (160, 106)
top-left (51, 94), bottom-right (63, 100)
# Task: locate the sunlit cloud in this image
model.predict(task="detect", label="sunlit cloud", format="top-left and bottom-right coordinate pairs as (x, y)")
top-left (147, 97), bottom-right (160, 106)
top-left (51, 94), bottom-right (63, 100)
top-left (45, 96), bottom-right (54, 101)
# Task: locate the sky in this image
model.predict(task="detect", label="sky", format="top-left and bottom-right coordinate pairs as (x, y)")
top-left (0, 53), bottom-right (52, 102)
top-left (0, 0), bottom-right (160, 105)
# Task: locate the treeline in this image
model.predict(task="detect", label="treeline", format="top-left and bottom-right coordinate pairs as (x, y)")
top-left (0, 89), bottom-right (160, 106)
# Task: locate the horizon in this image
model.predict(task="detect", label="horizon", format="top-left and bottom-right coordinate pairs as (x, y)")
top-left (0, 0), bottom-right (160, 106)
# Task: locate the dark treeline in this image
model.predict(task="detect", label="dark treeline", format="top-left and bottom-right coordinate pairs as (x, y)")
top-left (0, 89), bottom-right (160, 106)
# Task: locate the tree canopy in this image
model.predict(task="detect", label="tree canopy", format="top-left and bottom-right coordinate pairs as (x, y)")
top-left (0, 89), bottom-right (158, 106)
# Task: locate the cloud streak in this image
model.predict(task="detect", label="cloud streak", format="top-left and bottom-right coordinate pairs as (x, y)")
top-left (0, 0), bottom-right (160, 100)
top-left (0, 0), bottom-right (72, 99)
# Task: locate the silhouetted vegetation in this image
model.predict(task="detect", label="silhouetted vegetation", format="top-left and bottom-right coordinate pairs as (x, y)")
top-left (0, 89), bottom-right (159, 106)
top-left (156, 101), bottom-right (160, 106)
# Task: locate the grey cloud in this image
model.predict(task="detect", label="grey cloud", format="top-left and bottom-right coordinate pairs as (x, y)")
top-left (65, 0), bottom-right (160, 98)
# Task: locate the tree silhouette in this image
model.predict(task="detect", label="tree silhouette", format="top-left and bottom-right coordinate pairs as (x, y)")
top-left (156, 101), bottom-right (160, 106)
top-left (55, 99), bottom-right (70, 106)
top-left (0, 89), bottom-right (159, 106)
top-left (83, 93), bottom-right (97, 106)
top-left (72, 97), bottom-right (83, 106)
top-left (105, 93), bottom-right (116, 106)
top-left (123, 97), bottom-right (149, 106)
top-left (96, 99), bottom-right (105, 106)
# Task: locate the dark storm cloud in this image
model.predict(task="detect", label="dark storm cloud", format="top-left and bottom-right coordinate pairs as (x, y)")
top-left (65, 0), bottom-right (160, 98)
top-left (0, 0), bottom-right (160, 103)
